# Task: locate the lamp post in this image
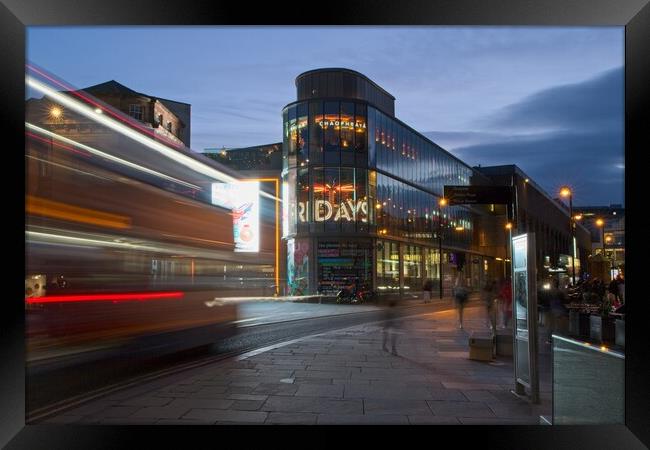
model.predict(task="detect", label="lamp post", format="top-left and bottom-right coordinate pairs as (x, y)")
top-left (560, 187), bottom-right (576, 286)
top-left (438, 197), bottom-right (447, 299)
top-left (605, 235), bottom-right (614, 268)
top-left (596, 217), bottom-right (606, 258)
top-left (505, 221), bottom-right (513, 278)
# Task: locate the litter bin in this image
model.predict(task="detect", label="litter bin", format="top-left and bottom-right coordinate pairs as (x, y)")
top-left (496, 329), bottom-right (513, 356)
top-left (469, 332), bottom-right (494, 361)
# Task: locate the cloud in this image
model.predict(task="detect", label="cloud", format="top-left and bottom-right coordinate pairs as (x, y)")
top-left (421, 67), bottom-right (624, 205)
top-left (448, 130), bottom-right (624, 205)
top-left (479, 66), bottom-right (624, 134)
top-left (422, 131), bottom-right (511, 150)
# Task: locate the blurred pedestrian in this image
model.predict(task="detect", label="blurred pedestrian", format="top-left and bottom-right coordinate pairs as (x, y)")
top-left (382, 297), bottom-right (400, 355)
top-left (499, 278), bottom-right (512, 328)
top-left (481, 279), bottom-right (498, 331)
top-left (616, 273), bottom-right (625, 304)
top-left (453, 272), bottom-right (469, 329)
top-left (422, 279), bottom-right (433, 303)
top-left (546, 278), bottom-right (567, 343)
top-left (607, 277), bottom-right (619, 305)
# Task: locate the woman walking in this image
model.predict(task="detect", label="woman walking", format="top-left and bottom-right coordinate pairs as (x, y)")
top-left (481, 279), bottom-right (498, 331)
top-left (453, 273), bottom-right (469, 329)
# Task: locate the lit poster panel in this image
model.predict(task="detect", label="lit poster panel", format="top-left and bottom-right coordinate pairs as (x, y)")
top-left (211, 181), bottom-right (260, 252)
top-left (511, 232), bottom-right (539, 404)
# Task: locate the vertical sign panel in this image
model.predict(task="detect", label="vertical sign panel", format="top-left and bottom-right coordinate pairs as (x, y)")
top-left (511, 233), bottom-right (539, 403)
top-left (211, 181), bottom-right (260, 252)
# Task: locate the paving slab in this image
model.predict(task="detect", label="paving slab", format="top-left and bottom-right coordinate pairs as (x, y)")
top-left (48, 303), bottom-right (553, 425)
top-left (266, 412), bottom-right (318, 425)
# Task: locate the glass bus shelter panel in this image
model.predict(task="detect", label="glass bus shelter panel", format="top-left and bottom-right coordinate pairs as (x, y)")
top-left (552, 335), bottom-right (624, 424)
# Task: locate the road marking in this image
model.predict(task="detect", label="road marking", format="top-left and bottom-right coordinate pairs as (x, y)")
top-left (231, 316), bottom-right (271, 324)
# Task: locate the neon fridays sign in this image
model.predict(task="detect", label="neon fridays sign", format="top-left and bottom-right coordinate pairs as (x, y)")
top-left (297, 199), bottom-right (368, 222)
top-left (211, 181), bottom-right (260, 252)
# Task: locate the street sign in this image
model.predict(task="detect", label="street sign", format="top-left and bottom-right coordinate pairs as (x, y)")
top-left (444, 185), bottom-right (513, 205)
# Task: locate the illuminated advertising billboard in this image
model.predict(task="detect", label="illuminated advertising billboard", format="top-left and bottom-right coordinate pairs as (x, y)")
top-left (211, 181), bottom-right (260, 252)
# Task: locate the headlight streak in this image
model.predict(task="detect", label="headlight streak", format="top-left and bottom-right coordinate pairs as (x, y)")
top-left (26, 76), bottom-right (279, 203)
top-left (26, 123), bottom-right (200, 191)
top-left (26, 228), bottom-right (243, 261)
top-left (26, 195), bottom-right (132, 230)
top-left (27, 63), bottom-right (182, 149)
top-left (27, 76), bottom-right (238, 184)
top-left (26, 154), bottom-right (113, 182)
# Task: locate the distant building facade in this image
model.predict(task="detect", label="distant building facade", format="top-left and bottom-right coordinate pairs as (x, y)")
top-left (81, 80), bottom-right (191, 147)
top-left (574, 204), bottom-right (625, 272)
top-left (202, 143), bottom-right (282, 179)
top-left (26, 80), bottom-right (191, 147)
top-left (474, 165), bottom-right (592, 284)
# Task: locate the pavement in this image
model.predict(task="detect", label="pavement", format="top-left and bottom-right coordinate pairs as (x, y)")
top-left (45, 299), bottom-right (553, 425)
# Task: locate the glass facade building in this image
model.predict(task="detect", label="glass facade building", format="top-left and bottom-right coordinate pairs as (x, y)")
top-left (282, 69), bottom-right (489, 296)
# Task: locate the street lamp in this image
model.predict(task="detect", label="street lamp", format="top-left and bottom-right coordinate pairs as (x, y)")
top-left (560, 186), bottom-right (576, 286)
top-left (505, 221), bottom-right (513, 279)
top-left (437, 197), bottom-right (447, 299)
top-left (596, 218), bottom-right (606, 259)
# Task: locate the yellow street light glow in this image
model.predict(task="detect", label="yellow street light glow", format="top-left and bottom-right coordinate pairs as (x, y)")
top-left (375, 203), bottom-right (382, 209)
top-left (49, 106), bottom-right (62, 119)
top-left (559, 187), bottom-right (571, 197)
top-left (439, 198), bottom-right (447, 207)
top-left (574, 214), bottom-right (583, 220)
top-left (524, 178), bottom-right (529, 183)
top-left (505, 222), bottom-right (513, 230)
top-left (596, 218), bottom-right (605, 227)
top-left (455, 226), bottom-right (464, 231)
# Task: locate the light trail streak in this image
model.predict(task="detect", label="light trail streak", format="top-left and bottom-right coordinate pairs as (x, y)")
top-left (26, 291), bottom-right (185, 304)
top-left (26, 123), bottom-right (200, 190)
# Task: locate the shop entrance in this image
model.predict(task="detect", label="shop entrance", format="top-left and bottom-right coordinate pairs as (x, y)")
top-left (317, 240), bottom-right (372, 296)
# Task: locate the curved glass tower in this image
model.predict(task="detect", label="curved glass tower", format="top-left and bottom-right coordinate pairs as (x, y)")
top-left (282, 69), bottom-right (476, 296)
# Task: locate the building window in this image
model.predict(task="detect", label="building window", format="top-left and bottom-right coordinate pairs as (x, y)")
top-left (128, 104), bottom-right (143, 121)
top-left (157, 114), bottom-right (163, 125)
top-left (166, 122), bottom-right (173, 132)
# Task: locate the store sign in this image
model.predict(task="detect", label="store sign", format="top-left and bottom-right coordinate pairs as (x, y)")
top-left (211, 181), bottom-right (260, 252)
top-left (444, 185), bottom-right (513, 205)
top-left (315, 115), bottom-right (366, 131)
top-left (297, 199), bottom-right (368, 222)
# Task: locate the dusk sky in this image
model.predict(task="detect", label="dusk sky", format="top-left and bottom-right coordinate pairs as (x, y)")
top-left (27, 27), bottom-right (624, 206)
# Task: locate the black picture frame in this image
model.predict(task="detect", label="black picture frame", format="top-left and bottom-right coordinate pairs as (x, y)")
top-left (2, 0), bottom-right (648, 448)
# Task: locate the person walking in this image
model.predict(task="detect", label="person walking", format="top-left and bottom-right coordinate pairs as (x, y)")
top-left (382, 296), bottom-right (400, 355)
top-left (481, 279), bottom-right (498, 331)
top-left (617, 274), bottom-right (625, 304)
top-left (422, 279), bottom-right (433, 303)
top-left (499, 278), bottom-right (512, 329)
top-left (546, 278), bottom-right (567, 343)
top-left (607, 277), bottom-right (619, 305)
top-left (453, 272), bottom-right (469, 329)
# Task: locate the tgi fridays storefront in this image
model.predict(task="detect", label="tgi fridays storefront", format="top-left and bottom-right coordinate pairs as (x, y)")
top-left (286, 235), bottom-right (492, 297)
top-left (281, 68), bottom-right (496, 297)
